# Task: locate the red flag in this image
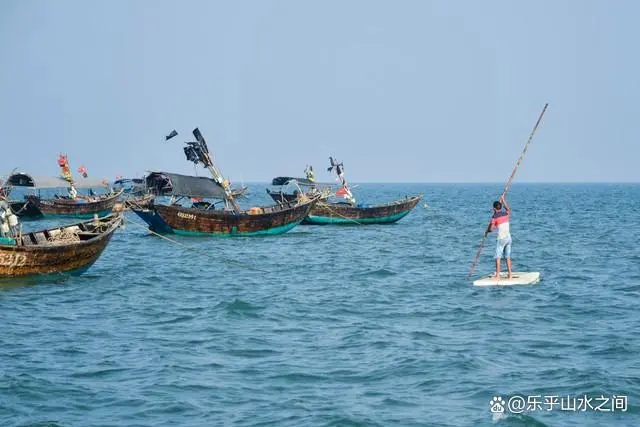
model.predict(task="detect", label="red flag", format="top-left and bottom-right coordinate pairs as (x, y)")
top-left (336, 186), bottom-right (349, 197)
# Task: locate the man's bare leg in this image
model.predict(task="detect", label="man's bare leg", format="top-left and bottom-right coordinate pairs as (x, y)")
top-left (494, 258), bottom-right (501, 280)
top-left (506, 258), bottom-right (512, 279)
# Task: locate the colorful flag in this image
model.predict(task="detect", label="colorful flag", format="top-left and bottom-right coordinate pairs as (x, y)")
top-left (58, 154), bottom-right (73, 183)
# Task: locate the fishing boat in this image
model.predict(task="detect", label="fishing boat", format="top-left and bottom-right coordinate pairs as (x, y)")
top-left (266, 174), bottom-right (322, 204)
top-left (111, 177), bottom-right (154, 212)
top-left (271, 160), bottom-right (422, 225)
top-left (230, 185), bottom-right (249, 198)
top-left (0, 204), bottom-right (123, 278)
top-left (23, 191), bottom-right (123, 219)
top-left (131, 129), bottom-right (319, 236)
top-left (307, 195), bottom-right (423, 225)
top-left (122, 193), bottom-right (155, 210)
top-left (6, 172), bottom-right (123, 219)
top-left (113, 177), bottom-right (147, 196)
top-left (6, 157), bottom-right (123, 219)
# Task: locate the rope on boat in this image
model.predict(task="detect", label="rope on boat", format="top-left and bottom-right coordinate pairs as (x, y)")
top-left (126, 218), bottom-right (271, 273)
top-left (320, 204), bottom-right (405, 236)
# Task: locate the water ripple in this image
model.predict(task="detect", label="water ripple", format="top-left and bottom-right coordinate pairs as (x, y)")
top-left (1, 184), bottom-right (639, 426)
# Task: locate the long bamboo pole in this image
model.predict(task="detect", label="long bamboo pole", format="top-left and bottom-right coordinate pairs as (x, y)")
top-left (467, 103), bottom-right (549, 279)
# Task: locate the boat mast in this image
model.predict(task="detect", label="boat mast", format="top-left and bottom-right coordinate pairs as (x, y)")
top-left (58, 154), bottom-right (77, 198)
top-left (328, 156), bottom-right (355, 204)
top-left (187, 128), bottom-right (241, 213)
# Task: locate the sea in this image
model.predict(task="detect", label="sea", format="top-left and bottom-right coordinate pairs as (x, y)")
top-left (1, 183), bottom-right (639, 427)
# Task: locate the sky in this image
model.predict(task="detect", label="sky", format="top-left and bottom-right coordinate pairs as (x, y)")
top-left (1, 0), bottom-right (638, 183)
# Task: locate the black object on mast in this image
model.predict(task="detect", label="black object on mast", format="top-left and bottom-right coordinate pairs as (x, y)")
top-left (183, 128), bottom-right (241, 213)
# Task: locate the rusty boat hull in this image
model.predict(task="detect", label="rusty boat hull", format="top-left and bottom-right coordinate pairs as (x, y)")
top-left (132, 196), bottom-right (319, 236)
top-left (0, 214), bottom-right (122, 278)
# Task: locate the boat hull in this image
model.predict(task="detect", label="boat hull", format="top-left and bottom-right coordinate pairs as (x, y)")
top-left (16, 190), bottom-right (123, 219)
top-left (21, 190), bottom-right (123, 219)
top-left (266, 189), bottom-right (298, 204)
top-left (0, 214), bottom-right (122, 278)
top-left (9, 200), bottom-right (45, 219)
top-left (304, 195), bottom-right (422, 225)
top-left (113, 194), bottom-right (155, 212)
top-left (132, 197), bottom-right (318, 236)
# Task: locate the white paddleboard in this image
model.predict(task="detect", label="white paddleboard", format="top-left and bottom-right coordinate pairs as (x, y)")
top-left (473, 272), bottom-right (540, 287)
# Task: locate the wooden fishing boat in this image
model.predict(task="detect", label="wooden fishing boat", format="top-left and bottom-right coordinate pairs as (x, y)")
top-left (113, 178), bottom-right (147, 196)
top-left (230, 186), bottom-right (249, 198)
top-left (111, 177), bottom-right (155, 212)
top-left (133, 171), bottom-right (319, 236)
top-left (9, 199), bottom-right (45, 218)
top-left (306, 195), bottom-right (423, 225)
top-left (134, 128), bottom-right (317, 236)
top-left (268, 162), bottom-right (422, 225)
top-left (122, 193), bottom-right (155, 210)
top-left (0, 213), bottom-right (123, 278)
top-left (23, 190), bottom-right (123, 219)
top-left (266, 176), bottom-right (320, 204)
top-left (6, 172), bottom-right (122, 219)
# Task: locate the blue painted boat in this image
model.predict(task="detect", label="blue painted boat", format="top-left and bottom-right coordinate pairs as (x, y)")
top-left (304, 195), bottom-right (423, 225)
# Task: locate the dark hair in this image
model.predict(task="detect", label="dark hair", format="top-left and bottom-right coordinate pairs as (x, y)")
top-left (493, 201), bottom-right (502, 210)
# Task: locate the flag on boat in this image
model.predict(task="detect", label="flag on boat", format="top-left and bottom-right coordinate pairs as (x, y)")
top-left (58, 154), bottom-right (73, 183)
top-left (165, 129), bottom-right (178, 141)
top-left (336, 185), bottom-right (355, 203)
top-left (78, 165), bottom-right (88, 178)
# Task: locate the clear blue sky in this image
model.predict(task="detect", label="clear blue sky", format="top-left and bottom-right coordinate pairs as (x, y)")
top-left (1, 0), bottom-right (638, 183)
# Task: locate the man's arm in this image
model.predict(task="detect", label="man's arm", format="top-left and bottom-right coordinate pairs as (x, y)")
top-left (485, 220), bottom-right (494, 236)
top-left (500, 195), bottom-right (511, 213)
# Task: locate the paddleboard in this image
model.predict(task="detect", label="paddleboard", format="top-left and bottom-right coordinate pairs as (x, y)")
top-left (473, 272), bottom-right (540, 287)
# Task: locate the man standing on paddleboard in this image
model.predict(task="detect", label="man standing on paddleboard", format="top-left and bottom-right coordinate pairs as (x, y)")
top-left (486, 196), bottom-right (512, 280)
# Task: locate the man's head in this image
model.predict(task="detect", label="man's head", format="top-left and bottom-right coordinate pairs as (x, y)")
top-left (493, 201), bottom-right (502, 211)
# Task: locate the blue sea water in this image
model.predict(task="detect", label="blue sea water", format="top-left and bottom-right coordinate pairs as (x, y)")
top-left (1, 183), bottom-right (639, 427)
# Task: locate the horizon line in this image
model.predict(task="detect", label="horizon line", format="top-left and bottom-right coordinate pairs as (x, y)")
top-left (234, 180), bottom-right (640, 185)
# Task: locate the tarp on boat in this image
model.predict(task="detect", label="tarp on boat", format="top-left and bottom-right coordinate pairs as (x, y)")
top-left (146, 171), bottom-right (227, 199)
top-left (271, 176), bottom-right (316, 186)
top-left (113, 178), bottom-right (147, 195)
top-left (6, 173), bottom-right (110, 189)
top-left (113, 178), bottom-right (145, 186)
